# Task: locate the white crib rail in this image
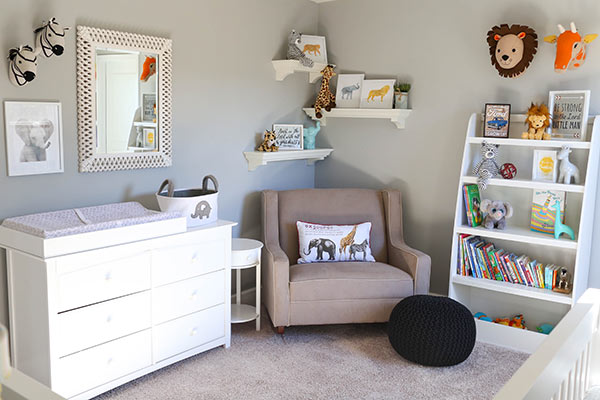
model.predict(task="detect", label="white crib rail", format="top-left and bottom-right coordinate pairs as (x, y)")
top-left (495, 289), bottom-right (600, 400)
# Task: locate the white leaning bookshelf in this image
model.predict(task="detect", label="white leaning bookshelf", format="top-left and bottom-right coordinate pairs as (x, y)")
top-left (449, 113), bottom-right (600, 354)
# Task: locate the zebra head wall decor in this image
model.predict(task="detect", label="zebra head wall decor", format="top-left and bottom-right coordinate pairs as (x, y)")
top-left (7, 45), bottom-right (40, 87)
top-left (34, 17), bottom-right (69, 57)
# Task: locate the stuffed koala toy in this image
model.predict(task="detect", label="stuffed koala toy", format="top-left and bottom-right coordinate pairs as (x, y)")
top-left (480, 199), bottom-right (513, 230)
top-left (15, 119), bottom-right (54, 162)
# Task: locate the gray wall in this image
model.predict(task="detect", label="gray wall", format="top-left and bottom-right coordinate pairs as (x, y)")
top-left (0, 0), bottom-right (319, 325)
top-left (316, 0), bottom-right (600, 294)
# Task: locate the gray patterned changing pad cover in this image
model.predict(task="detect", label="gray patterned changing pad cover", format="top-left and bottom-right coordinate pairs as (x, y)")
top-left (2, 202), bottom-right (183, 238)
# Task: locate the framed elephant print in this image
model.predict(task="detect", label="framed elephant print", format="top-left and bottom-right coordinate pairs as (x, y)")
top-left (4, 101), bottom-right (64, 176)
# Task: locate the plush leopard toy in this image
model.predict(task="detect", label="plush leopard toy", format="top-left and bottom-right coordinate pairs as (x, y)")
top-left (473, 141), bottom-right (500, 190)
top-left (314, 65), bottom-right (336, 119)
top-left (287, 30), bottom-right (313, 68)
top-left (257, 130), bottom-right (279, 152)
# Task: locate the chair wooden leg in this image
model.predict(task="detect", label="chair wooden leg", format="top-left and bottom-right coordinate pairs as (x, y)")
top-left (276, 326), bottom-right (285, 335)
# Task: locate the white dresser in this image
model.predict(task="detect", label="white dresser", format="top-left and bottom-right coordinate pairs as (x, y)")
top-left (0, 219), bottom-right (235, 400)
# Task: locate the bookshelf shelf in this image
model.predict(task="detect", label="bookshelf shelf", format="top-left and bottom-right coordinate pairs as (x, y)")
top-left (461, 176), bottom-right (585, 194)
top-left (468, 137), bottom-right (591, 149)
top-left (449, 112), bottom-right (600, 354)
top-left (455, 225), bottom-right (578, 250)
top-left (452, 275), bottom-right (572, 305)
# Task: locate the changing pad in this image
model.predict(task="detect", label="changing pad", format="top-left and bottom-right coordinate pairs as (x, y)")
top-left (2, 202), bottom-right (182, 239)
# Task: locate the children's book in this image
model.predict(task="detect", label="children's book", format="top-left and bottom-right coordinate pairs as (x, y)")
top-left (463, 185), bottom-right (482, 227)
top-left (531, 190), bottom-right (566, 235)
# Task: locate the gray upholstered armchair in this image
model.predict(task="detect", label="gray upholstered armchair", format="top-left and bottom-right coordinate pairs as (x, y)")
top-left (261, 188), bottom-right (431, 333)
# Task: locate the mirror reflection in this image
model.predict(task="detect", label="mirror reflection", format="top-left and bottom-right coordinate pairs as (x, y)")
top-left (95, 48), bottom-right (158, 154)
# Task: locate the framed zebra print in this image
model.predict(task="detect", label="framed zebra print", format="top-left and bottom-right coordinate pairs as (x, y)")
top-left (76, 26), bottom-right (172, 172)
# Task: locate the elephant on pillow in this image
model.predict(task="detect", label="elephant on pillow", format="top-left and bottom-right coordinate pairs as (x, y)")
top-left (15, 119), bottom-right (54, 162)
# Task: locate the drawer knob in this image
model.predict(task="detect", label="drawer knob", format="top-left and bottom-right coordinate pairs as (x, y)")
top-left (191, 255), bottom-right (201, 264)
top-left (106, 315), bottom-right (112, 323)
top-left (190, 290), bottom-right (198, 301)
top-left (190, 327), bottom-right (198, 336)
top-left (105, 272), bottom-right (112, 281)
top-left (246, 255), bottom-right (252, 261)
top-left (107, 357), bottom-right (113, 365)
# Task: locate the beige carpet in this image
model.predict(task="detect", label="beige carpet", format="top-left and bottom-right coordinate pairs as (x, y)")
top-left (95, 315), bottom-right (528, 400)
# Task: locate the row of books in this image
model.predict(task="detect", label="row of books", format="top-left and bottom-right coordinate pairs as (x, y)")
top-left (458, 234), bottom-right (565, 290)
top-left (463, 184), bottom-right (567, 235)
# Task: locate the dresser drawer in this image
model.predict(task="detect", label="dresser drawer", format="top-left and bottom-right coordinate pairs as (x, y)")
top-left (57, 252), bottom-right (151, 312)
top-left (153, 304), bottom-right (225, 362)
top-left (152, 270), bottom-right (225, 324)
top-left (152, 240), bottom-right (225, 286)
top-left (54, 330), bottom-right (151, 399)
top-left (57, 291), bottom-right (151, 357)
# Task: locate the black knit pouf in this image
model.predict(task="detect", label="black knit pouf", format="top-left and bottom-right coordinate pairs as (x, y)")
top-left (388, 295), bottom-right (476, 366)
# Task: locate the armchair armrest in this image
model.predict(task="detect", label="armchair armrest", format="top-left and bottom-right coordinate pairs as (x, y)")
top-left (388, 241), bottom-right (431, 295)
top-left (262, 190), bottom-right (290, 327)
top-left (382, 189), bottom-right (431, 295)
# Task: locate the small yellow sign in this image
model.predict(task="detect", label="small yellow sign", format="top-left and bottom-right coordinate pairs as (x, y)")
top-left (539, 157), bottom-right (554, 173)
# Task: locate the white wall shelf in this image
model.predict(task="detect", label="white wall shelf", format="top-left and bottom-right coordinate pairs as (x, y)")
top-left (243, 148), bottom-right (333, 171)
top-left (303, 108), bottom-right (412, 129)
top-left (461, 176), bottom-right (585, 194)
top-left (272, 60), bottom-right (334, 83)
top-left (449, 113), bottom-right (600, 354)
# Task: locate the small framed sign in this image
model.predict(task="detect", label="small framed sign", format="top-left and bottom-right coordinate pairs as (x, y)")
top-left (142, 93), bottom-right (156, 122)
top-left (298, 35), bottom-right (327, 64)
top-left (548, 90), bottom-right (590, 141)
top-left (483, 103), bottom-right (511, 138)
top-left (532, 149), bottom-right (558, 182)
top-left (272, 124), bottom-right (303, 150)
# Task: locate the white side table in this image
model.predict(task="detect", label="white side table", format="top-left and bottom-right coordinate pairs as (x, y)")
top-left (231, 238), bottom-right (263, 331)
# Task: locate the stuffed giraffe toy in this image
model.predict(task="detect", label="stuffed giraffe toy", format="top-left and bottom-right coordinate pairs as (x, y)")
top-left (314, 65), bottom-right (336, 119)
top-left (339, 225), bottom-right (357, 260)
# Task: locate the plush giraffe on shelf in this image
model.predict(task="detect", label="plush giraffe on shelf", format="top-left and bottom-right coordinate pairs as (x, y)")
top-left (339, 225), bottom-right (357, 260)
top-left (313, 65), bottom-right (336, 119)
top-left (553, 200), bottom-right (575, 240)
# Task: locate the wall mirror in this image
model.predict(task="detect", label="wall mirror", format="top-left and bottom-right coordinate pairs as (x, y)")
top-left (77, 26), bottom-right (172, 172)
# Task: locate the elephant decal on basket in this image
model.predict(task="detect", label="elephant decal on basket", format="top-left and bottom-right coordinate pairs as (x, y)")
top-left (191, 200), bottom-right (212, 220)
top-left (303, 238), bottom-right (336, 261)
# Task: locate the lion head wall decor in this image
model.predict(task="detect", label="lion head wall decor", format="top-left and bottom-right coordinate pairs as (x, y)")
top-left (486, 24), bottom-right (538, 78)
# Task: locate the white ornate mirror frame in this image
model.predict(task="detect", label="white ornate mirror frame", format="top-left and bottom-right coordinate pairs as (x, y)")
top-left (76, 26), bottom-right (172, 172)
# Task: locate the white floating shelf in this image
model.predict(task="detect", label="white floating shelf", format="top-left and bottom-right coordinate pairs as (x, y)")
top-left (271, 60), bottom-right (334, 83)
top-left (243, 148), bottom-right (333, 171)
top-left (303, 108), bottom-right (412, 129)
top-left (468, 137), bottom-right (591, 149)
top-left (452, 275), bottom-right (572, 305)
top-left (461, 176), bottom-right (585, 193)
top-left (133, 121), bottom-right (157, 127)
top-left (455, 224), bottom-right (578, 250)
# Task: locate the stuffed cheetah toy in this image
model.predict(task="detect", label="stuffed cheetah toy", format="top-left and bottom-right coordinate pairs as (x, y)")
top-left (314, 65), bottom-right (336, 119)
top-left (257, 130), bottom-right (278, 152)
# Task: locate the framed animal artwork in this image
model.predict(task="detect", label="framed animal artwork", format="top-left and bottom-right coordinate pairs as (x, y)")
top-left (548, 90), bottom-right (590, 141)
top-left (483, 104), bottom-right (511, 138)
top-left (359, 79), bottom-right (396, 109)
top-left (4, 101), bottom-right (64, 176)
top-left (297, 35), bottom-right (327, 64)
top-left (335, 74), bottom-right (364, 108)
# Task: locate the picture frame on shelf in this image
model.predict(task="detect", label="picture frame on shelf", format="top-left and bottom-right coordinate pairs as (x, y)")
top-left (483, 103), bottom-right (511, 138)
top-left (359, 79), bottom-right (396, 109)
top-left (548, 90), bottom-right (590, 141)
top-left (272, 124), bottom-right (303, 150)
top-left (532, 149), bottom-right (558, 182)
top-left (143, 128), bottom-right (156, 150)
top-left (297, 35), bottom-right (327, 64)
top-left (142, 93), bottom-right (156, 122)
top-left (3, 101), bottom-right (64, 177)
top-left (335, 74), bottom-right (364, 108)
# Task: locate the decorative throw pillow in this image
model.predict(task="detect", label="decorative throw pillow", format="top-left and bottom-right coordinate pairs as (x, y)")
top-left (296, 221), bottom-right (376, 264)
